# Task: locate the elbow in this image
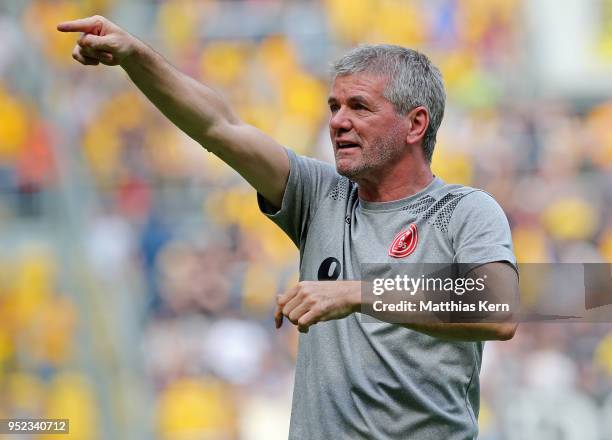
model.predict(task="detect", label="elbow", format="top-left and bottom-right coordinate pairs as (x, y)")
top-left (495, 323), bottom-right (518, 341)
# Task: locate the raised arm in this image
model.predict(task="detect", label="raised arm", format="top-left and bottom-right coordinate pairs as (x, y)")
top-left (57, 15), bottom-right (289, 208)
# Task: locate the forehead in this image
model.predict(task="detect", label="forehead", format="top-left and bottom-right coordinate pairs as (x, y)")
top-left (328, 73), bottom-right (389, 101)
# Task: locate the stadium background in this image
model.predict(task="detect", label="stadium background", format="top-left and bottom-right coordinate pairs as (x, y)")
top-left (0, 0), bottom-right (611, 438)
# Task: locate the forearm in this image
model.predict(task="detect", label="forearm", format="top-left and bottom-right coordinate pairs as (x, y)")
top-left (399, 322), bottom-right (517, 341)
top-left (355, 298), bottom-right (517, 341)
top-left (277, 279), bottom-right (518, 341)
top-left (120, 39), bottom-right (239, 149)
top-left (350, 285), bottom-right (517, 341)
top-left (59, 14), bottom-right (290, 207)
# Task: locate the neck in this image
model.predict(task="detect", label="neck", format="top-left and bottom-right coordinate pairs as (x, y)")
top-left (356, 157), bottom-right (434, 202)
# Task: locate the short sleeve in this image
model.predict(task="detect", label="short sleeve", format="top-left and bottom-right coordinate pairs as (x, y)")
top-left (448, 191), bottom-right (516, 272)
top-left (257, 148), bottom-right (339, 248)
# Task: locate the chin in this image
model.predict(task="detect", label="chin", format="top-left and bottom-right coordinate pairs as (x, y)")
top-left (336, 168), bottom-right (354, 178)
top-left (336, 162), bottom-right (363, 179)
top-left (335, 159), bottom-right (352, 176)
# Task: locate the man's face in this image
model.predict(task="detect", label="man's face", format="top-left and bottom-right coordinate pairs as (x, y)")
top-left (328, 73), bottom-right (408, 180)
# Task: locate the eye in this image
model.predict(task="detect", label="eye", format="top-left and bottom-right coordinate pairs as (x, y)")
top-left (329, 104), bottom-right (340, 113)
top-left (352, 101), bottom-right (369, 111)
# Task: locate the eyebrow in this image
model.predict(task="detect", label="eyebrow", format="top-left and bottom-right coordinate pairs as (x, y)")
top-left (327, 95), bottom-right (371, 106)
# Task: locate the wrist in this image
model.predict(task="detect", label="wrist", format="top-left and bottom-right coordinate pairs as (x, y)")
top-left (119, 37), bottom-right (148, 70)
top-left (348, 281), bottom-right (362, 313)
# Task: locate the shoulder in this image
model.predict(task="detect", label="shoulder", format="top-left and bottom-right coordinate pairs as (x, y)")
top-left (435, 184), bottom-right (516, 266)
top-left (418, 180), bottom-right (509, 235)
top-left (289, 150), bottom-right (340, 186)
top-left (448, 187), bottom-right (507, 221)
top-left (289, 149), bottom-right (335, 172)
top-left (430, 182), bottom-right (481, 200)
top-left (413, 182), bottom-right (481, 231)
top-left (441, 184), bottom-right (512, 236)
top-left (429, 181), bottom-right (505, 215)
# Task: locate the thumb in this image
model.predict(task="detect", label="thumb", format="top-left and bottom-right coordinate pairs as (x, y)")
top-left (78, 34), bottom-right (116, 52)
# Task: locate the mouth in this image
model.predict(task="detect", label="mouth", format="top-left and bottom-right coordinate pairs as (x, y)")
top-left (335, 140), bottom-right (361, 151)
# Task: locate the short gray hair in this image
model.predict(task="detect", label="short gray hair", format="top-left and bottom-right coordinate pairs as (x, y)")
top-left (332, 44), bottom-right (446, 162)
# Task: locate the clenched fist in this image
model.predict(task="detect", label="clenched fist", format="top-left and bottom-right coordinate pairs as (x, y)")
top-left (275, 281), bottom-right (361, 333)
top-left (57, 15), bottom-right (140, 66)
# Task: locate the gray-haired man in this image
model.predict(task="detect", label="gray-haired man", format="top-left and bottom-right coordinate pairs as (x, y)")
top-left (59, 15), bottom-right (518, 439)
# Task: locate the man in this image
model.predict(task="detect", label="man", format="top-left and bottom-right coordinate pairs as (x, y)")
top-left (58, 15), bottom-right (518, 439)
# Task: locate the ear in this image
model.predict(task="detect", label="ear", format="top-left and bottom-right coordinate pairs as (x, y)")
top-left (406, 106), bottom-right (429, 145)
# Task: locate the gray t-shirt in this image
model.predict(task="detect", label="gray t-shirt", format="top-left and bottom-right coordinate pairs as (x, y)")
top-left (258, 149), bottom-right (516, 440)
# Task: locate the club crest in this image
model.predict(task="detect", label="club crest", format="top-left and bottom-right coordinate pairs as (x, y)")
top-left (388, 223), bottom-right (418, 258)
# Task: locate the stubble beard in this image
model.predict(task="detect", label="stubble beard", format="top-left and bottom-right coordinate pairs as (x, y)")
top-left (335, 132), bottom-right (405, 181)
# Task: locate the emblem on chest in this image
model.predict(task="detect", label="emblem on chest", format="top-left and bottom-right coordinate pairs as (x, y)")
top-left (388, 223), bottom-right (418, 258)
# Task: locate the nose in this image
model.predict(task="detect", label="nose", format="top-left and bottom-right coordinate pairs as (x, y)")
top-left (329, 107), bottom-right (352, 132)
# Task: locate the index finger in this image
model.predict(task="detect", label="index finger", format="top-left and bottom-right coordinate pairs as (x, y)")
top-left (57, 16), bottom-right (103, 33)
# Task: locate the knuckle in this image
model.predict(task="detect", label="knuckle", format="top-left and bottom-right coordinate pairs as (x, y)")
top-left (107, 37), bottom-right (119, 51)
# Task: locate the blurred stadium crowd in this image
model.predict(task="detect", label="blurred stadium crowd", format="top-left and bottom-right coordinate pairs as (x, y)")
top-left (0, 0), bottom-right (610, 439)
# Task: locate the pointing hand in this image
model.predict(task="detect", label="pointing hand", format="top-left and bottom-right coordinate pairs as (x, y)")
top-left (57, 15), bottom-right (138, 66)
